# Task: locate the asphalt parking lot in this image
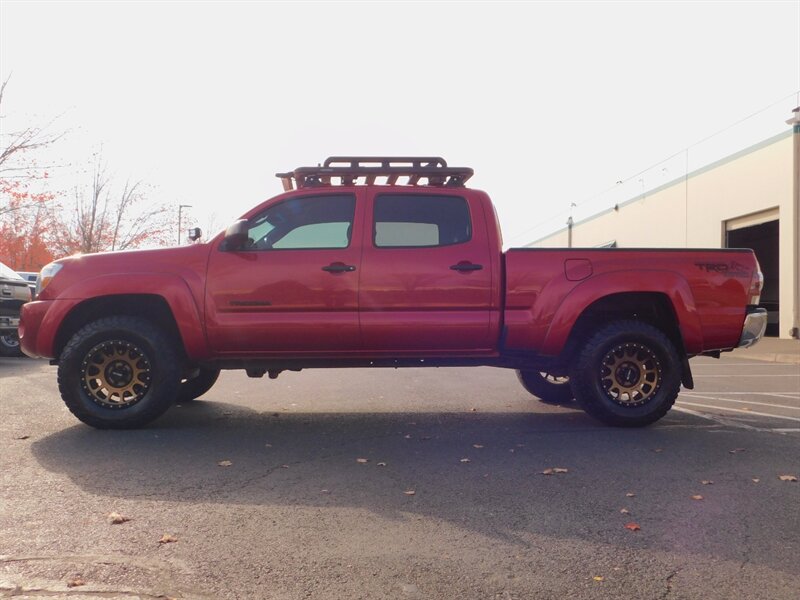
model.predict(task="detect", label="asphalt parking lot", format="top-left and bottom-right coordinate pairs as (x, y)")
top-left (1, 351), bottom-right (798, 599)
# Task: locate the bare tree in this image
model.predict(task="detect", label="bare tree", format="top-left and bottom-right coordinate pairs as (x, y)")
top-left (50, 155), bottom-right (170, 256)
top-left (0, 75), bottom-right (63, 216)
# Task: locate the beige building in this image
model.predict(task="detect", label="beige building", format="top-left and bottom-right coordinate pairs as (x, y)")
top-left (528, 109), bottom-right (800, 340)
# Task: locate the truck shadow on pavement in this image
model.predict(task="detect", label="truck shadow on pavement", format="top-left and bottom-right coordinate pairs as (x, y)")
top-left (29, 398), bottom-right (800, 578)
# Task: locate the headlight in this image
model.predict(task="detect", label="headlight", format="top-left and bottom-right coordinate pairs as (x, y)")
top-left (37, 262), bottom-right (63, 296)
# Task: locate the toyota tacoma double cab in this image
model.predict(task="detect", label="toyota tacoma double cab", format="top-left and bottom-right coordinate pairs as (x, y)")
top-left (19, 156), bottom-right (767, 429)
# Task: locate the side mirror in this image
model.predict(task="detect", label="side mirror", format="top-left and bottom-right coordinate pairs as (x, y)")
top-left (188, 227), bottom-right (202, 242)
top-left (221, 219), bottom-right (249, 251)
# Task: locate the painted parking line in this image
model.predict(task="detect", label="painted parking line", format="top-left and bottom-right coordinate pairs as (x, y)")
top-left (692, 363), bottom-right (796, 367)
top-left (694, 373), bottom-right (800, 379)
top-left (681, 393), bottom-right (800, 411)
top-left (672, 406), bottom-right (800, 434)
top-left (675, 401), bottom-right (800, 422)
top-left (685, 391), bottom-right (800, 397)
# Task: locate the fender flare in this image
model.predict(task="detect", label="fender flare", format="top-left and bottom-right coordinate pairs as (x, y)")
top-left (56, 273), bottom-right (210, 361)
top-left (540, 270), bottom-right (703, 356)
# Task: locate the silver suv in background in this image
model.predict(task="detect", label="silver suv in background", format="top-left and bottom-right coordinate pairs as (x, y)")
top-left (0, 261), bottom-right (31, 357)
top-left (16, 271), bottom-right (38, 297)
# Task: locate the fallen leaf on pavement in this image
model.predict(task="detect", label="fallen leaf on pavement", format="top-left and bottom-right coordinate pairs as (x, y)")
top-left (158, 534), bottom-right (178, 544)
top-left (67, 576), bottom-right (85, 588)
top-left (701, 480), bottom-right (714, 485)
top-left (541, 467), bottom-right (568, 475)
top-left (624, 523), bottom-right (641, 532)
top-left (217, 460), bottom-right (233, 467)
top-left (108, 512), bottom-right (130, 524)
top-left (620, 508), bottom-right (630, 514)
top-left (752, 478), bottom-right (760, 483)
top-left (691, 495), bottom-right (704, 501)
top-left (356, 458), bottom-right (369, 463)
top-left (404, 490), bottom-right (416, 496)
top-left (779, 475), bottom-right (798, 482)
top-left (593, 576), bottom-right (604, 582)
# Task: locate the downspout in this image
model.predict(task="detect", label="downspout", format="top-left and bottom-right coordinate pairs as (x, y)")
top-left (786, 107), bottom-right (800, 339)
top-left (567, 216), bottom-right (574, 249)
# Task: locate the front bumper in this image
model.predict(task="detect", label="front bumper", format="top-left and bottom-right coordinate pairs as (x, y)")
top-left (19, 298), bottom-right (81, 359)
top-left (0, 315), bottom-right (20, 332)
top-left (738, 307), bottom-right (768, 349)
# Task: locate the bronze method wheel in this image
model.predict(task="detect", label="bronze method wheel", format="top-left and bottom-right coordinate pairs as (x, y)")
top-left (600, 342), bottom-right (662, 407)
top-left (81, 340), bottom-right (152, 408)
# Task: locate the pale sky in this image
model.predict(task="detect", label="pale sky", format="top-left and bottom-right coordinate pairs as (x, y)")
top-left (1, 1), bottom-right (798, 247)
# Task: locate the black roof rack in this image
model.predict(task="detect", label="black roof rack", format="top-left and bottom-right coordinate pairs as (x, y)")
top-left (276, 156), bottom-right (474, 191)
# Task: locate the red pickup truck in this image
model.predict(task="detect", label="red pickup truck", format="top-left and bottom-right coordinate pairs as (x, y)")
top-left (20, 157), bottom-right (767, 430)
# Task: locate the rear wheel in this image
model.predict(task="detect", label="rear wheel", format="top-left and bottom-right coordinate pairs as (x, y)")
top-left (57, 316), bottom-right (181, 429)
top-left (516, 370), bottom-right (574, 405)
top-left (177, 366), bottom-right (220, 403)
top-left (570, 320), bottom-right (681, 427)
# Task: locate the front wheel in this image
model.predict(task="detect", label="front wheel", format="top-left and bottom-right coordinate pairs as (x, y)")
top-left (516, 370), bottom-right (574, 405)
top-left (57, 316), bottom-right (181, 429)
top-left (570, 320), bottom-right (681, 427)
top-left (0, 331), bottom-right (24, 357)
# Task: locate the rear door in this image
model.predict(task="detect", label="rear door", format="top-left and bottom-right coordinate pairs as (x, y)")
top-left (358, 190), bottom-right (494, 352)
top-left (205, 190), bottom-right (364, 354)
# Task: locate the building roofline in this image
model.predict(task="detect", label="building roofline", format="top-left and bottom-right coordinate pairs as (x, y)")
top-left (525, 129), bottom-right (793, 246)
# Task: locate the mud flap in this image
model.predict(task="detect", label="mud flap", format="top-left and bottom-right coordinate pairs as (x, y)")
top-left (680, 354), bottom-right (694, 389)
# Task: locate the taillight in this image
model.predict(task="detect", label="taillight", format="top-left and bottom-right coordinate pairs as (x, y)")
top-left (748, 270), bottom-right (763, 305)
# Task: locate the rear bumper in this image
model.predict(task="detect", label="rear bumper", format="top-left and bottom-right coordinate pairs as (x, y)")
top-left (738, 307), bottom-right (768, 349)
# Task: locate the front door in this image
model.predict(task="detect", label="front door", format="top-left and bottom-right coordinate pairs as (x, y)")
top-left (205, 191), bottom-right (363, 354)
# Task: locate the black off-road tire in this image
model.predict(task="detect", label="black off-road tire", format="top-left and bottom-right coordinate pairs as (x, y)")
top-left (177, 366), bottom-right (220, 403)
top-left (0, 332), bottom-right (24, 357)
top-left (516, 370), bottom-right (574, 405)
top-left (57, 316), bottom-right (181, 429)
top-left (570, 320), bottom-right (681, 427)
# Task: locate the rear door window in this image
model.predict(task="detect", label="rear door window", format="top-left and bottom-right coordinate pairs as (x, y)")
top-left (373, 194), bottom-right (471, 248)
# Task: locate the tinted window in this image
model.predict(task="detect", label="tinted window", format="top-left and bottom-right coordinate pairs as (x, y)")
top-left (374, 195), bottom-right (471, 248)
top-left (246, 194), bottom-right (355, 250)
